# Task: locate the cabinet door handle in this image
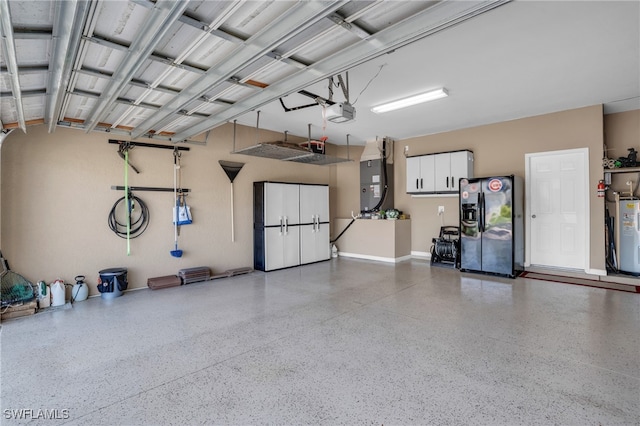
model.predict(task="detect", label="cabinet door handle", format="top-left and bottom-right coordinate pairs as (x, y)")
top-left (284, 216), bottom-right (288, 234)
top-left (420, 178), bottom-right (423, 189)
top-left (279, 217), bottom-right (283, 234)
top-left (416, 178), bottom-right (419, 190)
top-left (446, 176), bottom-right (449, 188)
top-left (452, 176), bottom-right (455, 188)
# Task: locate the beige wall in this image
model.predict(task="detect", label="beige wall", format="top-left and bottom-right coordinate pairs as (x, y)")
top-left (1, 123), bottom-right (344, 294)
top-left (3, 105), bottom-right (634, 291)
top-left (334, 105), bottom-right (607, 273)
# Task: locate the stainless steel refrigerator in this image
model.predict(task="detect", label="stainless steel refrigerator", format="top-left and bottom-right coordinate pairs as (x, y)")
top-left (618, 200), bottom-right (640, 274)
top-left (459, 175), bottom-right (524, 277)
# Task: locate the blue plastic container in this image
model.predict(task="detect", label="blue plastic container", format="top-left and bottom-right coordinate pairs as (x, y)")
top-left (98, 268), bottom-right (128, 300)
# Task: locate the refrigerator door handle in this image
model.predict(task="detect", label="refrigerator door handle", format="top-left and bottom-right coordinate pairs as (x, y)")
top-left (479, 192), bottom-right (485, 232)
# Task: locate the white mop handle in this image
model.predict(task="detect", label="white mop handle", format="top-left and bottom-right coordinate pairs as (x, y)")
top-left (231, 183), bottom-right (235, 242)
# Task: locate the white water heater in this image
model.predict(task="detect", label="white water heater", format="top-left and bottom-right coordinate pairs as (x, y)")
top-left (619, 200), bottom-right (640, 274)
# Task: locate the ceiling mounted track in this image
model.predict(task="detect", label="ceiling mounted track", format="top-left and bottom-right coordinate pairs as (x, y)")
top-left (0, 0), bottom-right (25, 132)
top-left (46, 0), bottom-right (90, 133)
top-left (0, 0), bottom-right (517, 139)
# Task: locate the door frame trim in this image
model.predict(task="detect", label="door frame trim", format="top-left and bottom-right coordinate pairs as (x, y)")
top-left (524, 147), bottom-right (590, 272)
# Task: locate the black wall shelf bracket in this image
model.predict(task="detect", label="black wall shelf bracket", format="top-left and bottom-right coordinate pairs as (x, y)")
top-left (111, 186), bottom-right (191, 193)
top-left (108, 139), bottom-right (190, 151)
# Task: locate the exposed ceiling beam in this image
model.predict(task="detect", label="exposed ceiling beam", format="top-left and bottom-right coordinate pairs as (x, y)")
top-left (13, 28), bottom-right (52, 39)
top-left (69, 88), bottom-right (210, 119)
top-left (177, 13), bottom-right (311, 70)
top-left (1, 89), bottom-right (45, 98)
top-left (76, 66), bottom-right (235, 105)
top-left (83, 0), bottom-right (190, 133)
top-left (326, 12), bottom-right (371, 39)
top-left (84, 34), bottom-right (208, 75)
top-left (171, 0), bottom-right (511, 142)
top-left (46, 0), bottom-right (89, 133)
top-left (0, 0), bottom-right (26, 132)
top-left (1, 64), bottom-right (48, 74)
top-left (130, 1), bottom-right (347, 140)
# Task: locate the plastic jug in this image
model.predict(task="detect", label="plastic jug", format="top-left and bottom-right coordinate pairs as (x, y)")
top-left (50, 279), bottom-right (66, 307)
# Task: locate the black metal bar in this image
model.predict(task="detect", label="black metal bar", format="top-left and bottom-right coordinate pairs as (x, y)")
top-left (108, 139), bottom-right (190, 151)
top-left (111, 186), bottom-right (190, 193)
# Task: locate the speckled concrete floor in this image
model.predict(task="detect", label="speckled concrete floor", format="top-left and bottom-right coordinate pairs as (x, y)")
top-left (1, 258), bottom-right (639, 425)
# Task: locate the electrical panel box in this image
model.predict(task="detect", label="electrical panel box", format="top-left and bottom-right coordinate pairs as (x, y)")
top-left (360, 159), bottom-right (394, 212)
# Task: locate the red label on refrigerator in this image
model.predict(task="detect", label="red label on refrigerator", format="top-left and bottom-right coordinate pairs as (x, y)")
top-left (488, 179), bottom-right (503, 192)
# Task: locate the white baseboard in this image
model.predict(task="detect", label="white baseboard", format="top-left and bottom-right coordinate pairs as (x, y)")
top-left (587, 269), bottom-right (607, 277)
top-left (338, 252), bottom-right (412, 263)
top-left (411, 251), bottom-right (431, 259)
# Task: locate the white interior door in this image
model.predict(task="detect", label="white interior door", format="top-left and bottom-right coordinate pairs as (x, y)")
top-left (526, 148), bottom-right (589, 271)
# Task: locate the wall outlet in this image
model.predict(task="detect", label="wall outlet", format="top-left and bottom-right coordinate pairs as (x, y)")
top-left (438, 205), bottom-right (445, 215)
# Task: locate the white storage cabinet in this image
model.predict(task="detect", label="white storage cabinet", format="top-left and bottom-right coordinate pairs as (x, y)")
top-left (406, 150), bottom-right (473, 194)
top-left (299, 184), bottom-right (330, 265)
top-left (254, 182), bottom-right (330, 271)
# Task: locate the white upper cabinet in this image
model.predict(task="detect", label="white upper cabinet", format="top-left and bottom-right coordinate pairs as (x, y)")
top-left (406, 150), bottom-right (473, 194)
top-left (406, 155), bottom-right (436, 193)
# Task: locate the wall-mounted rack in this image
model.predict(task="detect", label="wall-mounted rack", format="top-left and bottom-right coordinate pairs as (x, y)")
top-left (111, 186), bottom-right (190, 193)
top-left (108, 139), bottom-right (190, 151)
top-left (605, 167), bottom-right (640, 174)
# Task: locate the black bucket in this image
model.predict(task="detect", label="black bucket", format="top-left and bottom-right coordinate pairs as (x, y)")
top-left (98, 268), bottom-right (128, 299)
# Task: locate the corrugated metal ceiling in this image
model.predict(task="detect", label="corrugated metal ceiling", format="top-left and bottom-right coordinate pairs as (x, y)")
top-left (0, 0), bottom-right (509, 142)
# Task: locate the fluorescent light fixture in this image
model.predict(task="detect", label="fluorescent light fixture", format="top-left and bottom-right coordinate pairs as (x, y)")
top-left (371, 88), bottom-right (448, 114)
